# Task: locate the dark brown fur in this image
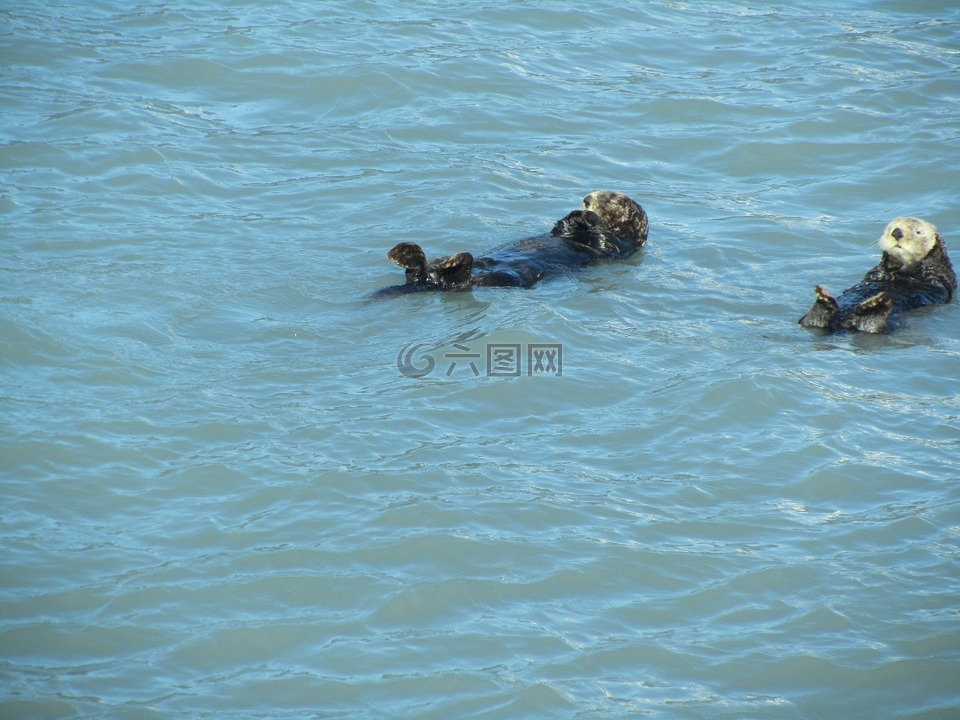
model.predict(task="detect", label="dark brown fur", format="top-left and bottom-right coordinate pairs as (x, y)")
top-left (799, 219), bottom-right (956, 333)
top-left (370, 191), bottom-right (648, 298)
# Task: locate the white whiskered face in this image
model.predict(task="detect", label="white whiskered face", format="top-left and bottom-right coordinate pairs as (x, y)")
top-left (879, 216), bottom-right (939, 268)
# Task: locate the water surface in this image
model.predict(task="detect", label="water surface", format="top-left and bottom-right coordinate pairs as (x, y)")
top-left (2, 1), bottom-right (959, 718)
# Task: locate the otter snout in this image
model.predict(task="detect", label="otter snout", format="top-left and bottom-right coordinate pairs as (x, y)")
top-left (892, 227), bottom-right (904, 241)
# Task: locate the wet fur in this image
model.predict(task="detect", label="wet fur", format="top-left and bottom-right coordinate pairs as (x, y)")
top-left (370, 191), bottom-right (648, 298)
top-left (799, 217), bottom-right (956, 333)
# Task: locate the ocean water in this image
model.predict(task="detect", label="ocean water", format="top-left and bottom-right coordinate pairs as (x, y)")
top-left (2, 1), bottom-right (959, 718)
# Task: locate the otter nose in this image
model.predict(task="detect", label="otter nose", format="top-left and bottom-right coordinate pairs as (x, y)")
top-left (892, 227), bottom-right (903, 241)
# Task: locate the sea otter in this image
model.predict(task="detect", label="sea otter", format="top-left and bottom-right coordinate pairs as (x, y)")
top-left (799, 217), bottom-right (956, 333)
top-left (370, 191), bottom-right (648, 297)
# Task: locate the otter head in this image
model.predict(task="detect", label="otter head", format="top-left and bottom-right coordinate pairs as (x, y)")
top-left (388, 242), bottom-right (428, 284)
top-left (582, 191), bottom-right (648, 246)
top-left (879, 217), bottom-right (939, 269)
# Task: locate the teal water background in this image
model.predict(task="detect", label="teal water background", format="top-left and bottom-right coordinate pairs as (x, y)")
top-left (2, 2), bottom-right (960, 718)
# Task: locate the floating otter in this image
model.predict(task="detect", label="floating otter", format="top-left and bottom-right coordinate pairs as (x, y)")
top-left (799, 217), bottom-right (956, 333)
top-left (370, 191), bottom-right (648, 297)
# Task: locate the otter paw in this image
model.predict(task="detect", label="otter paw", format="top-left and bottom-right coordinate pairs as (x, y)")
top-left (430, 251), bottom-right (474, 290)
top-left (847, 291), bottom-right (894, 333)
top-left (813, 285), bottom-right (838, 308)
top-left (799, 285), bottom-right (840, 328)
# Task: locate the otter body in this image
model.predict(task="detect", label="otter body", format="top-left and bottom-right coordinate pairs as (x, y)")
top-left (371, 191), bottom-right (648, 298)
top-left (799, 217), bottom-right (956, 333)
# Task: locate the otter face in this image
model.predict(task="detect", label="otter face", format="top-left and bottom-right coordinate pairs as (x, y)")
top-left (879, 217), bottom-right (939, 268)
top-left (582, 190), bottom-right (648, 245)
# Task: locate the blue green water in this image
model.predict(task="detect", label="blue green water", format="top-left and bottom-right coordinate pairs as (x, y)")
top-left (2, 2), bottom-right (959, 718)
